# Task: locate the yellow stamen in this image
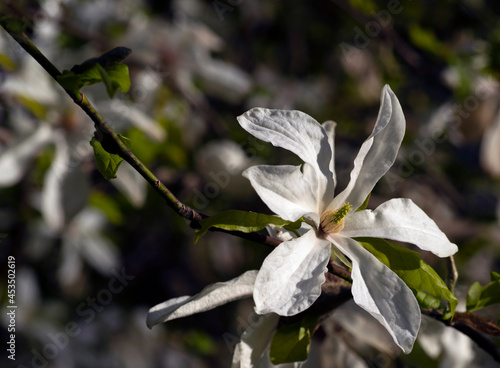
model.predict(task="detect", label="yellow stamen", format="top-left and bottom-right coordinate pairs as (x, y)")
top-left (320, 203), bottom-right (351, 234)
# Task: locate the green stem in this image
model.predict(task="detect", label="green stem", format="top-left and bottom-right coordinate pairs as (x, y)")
top-left (446, 255), bottom-right (458, 293)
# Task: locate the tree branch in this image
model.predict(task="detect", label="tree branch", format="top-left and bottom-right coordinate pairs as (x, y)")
top-left (0, 21), bottom-right (283, 248)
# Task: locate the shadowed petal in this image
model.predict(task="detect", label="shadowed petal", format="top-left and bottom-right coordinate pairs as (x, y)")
top-left (342, 198), bottom-right (458, 257)
top-left (331, 235), bottom-right (420, 353)
top-left (254, 230), bottom-right (331, 316)
top-left (0, 123), bottom-right (52, 187)
top-left (330, 85), bottom-right (405, 211)
top-left (231, 313), bottom-right (280, 368)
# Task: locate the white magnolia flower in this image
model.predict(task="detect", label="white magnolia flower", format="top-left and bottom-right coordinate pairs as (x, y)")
top-left (237, 85), bottom-right (458, 353)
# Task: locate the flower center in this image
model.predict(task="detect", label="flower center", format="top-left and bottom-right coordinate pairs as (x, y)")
top-left (319, 203), bottom-right (351, 234)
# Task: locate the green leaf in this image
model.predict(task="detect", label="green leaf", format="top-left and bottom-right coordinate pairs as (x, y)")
top-left (194, 210), bottom-right (301, 243)
top-left (269, 315), bottom-right (318, 364)
top-left (16, 96), bottom-right (47, 119)
top-left (357, 237), bottom-right (458, 320)
top-left (183, 330), bottom-right (216, 356)
top-left (348, 0), bottom-right (377, 14)
top-left (56, 47), bottom-right (131, 98)
top-left (90, 134), bottom-right (131, 180)
top-left (70, 47), bottom-right (131, 73)
top-left (92, 46), bottom-right (132, 67)
top-left (356, 193), bottom-right (370, 212)
top-left (466, 273), bottom-right (500, 313)
top-left (57, 64), bottom-right (101, 91)
top-left (0, 15), bottom-right (28, 34)
top-left (117, 133), bottom-right (132, 149)
top-left (409, 24), bottom-right (450, 60)
top-left (89, 191), bottom-right (123, 225)
top-left (491, 271), bottom-right (500, 282)
top-left (90, 137), bottom-right (123, 180)
top-left (0, 54), bottom-right (16, 72)
top-left (466, 282), bottom-right (482, 311)
top-left (96, 63), bottom-right (131, 98)
top-left (283, 217), bottom-right (304, 232)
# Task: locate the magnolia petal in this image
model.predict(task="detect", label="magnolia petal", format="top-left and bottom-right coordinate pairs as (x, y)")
top-left (147, 270), bottom-right (258, 328)
top-left (302, 162), bottom-right (333, 215)
top-left (41, 133), bottom-right (90, 232)
top-left (342, 198), bottom-right (458, 257)
top-left (66, 209), bottom-right (119, 277)
top-left (0, 123), bottom-right (52, 187)
top-left (100, 99), bottom-right (166, 142)
top-left (322, 120), bottom-right (337, 193)
top-left (231, 313), bottom-right (280, 368)
top-left (243, 165), bottom-right (320, 223)
top-left (480, 110), bottom-right (500, 177)
top-left (330, 300), bottom-right (400, 355)
top-left (111, 163), bottom-right (148, 207)
top-left (329, 85), bottom-right (405, 211)
top-left (419, 315), bottom-right (474, 368)
top-left (331, 235), bottom-right (420, 353)
top-left (237, 108), bottom-right (330, 171)
top-left (238, 108), bottom-right (334, 207)
top-left (253, 230), bottom-right (331, 316)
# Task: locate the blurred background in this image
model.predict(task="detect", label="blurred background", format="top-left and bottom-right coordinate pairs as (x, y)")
top-left (1, 0), bottom-right (500, 367)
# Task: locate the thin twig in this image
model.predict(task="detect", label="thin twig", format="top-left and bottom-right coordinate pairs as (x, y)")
top-left (446, 255), bottom-right (458, 293)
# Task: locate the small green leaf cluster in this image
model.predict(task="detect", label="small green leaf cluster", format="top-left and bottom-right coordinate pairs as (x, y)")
top-left (90, 133), bottom-right (132, 180)
top-left (57, 47), bottom-right (131, 98)
top-left (467, 272), bottom-right (500, 315)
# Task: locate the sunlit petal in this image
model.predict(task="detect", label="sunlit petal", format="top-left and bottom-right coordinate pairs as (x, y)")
top-left (238, 108), bottom-right (334, 209)
top-left (342, 198), bottom-right (458, 257)
top-left (331, 235), bottom-right (420, 353)
top-left (238, 108), bottom-right (330, 169)
top-left (330, 85), bottom-right (405, 211)
top-left (254, 230), bottom-right (331, 316)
